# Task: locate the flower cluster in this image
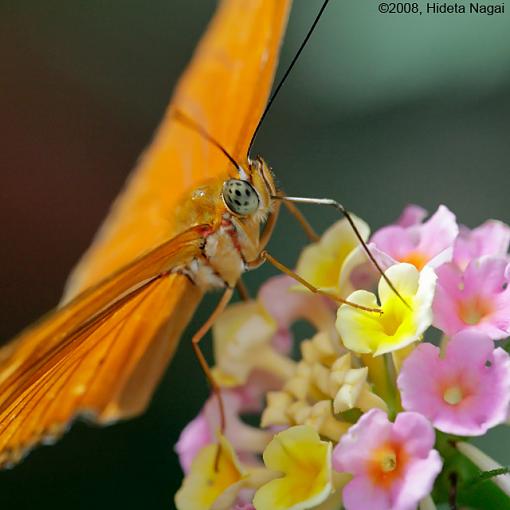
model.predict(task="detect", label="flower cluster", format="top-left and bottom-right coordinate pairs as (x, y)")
top-left (175, 205), bottom-right (510, 510)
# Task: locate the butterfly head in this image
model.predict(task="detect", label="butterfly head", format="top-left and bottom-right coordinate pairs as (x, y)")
top-left (221, 156), bottom-right (275, 223)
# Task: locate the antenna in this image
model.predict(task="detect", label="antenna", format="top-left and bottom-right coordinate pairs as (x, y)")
top-left (172, 109), bottom-right (244, 174)
top-left (247, 0), bottom-right (331, 155)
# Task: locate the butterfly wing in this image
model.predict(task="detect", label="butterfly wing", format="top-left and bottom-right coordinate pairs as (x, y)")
top-left (0, 227), bottom-right (205, 466)
top-left (63, 0), bottom-right (292, 299)
top-left (0, 0), bottom-right (293, 466)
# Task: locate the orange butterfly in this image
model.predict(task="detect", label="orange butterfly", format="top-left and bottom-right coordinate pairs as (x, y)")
top-left (0, 0), bottom-right (293, 467)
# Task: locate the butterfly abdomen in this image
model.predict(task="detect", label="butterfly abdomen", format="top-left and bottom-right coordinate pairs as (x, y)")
top-left (174, 216), bottom-right (246, 289)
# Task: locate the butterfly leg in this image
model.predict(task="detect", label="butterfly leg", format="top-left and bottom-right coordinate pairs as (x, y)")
top-left (191, 287), bottom-right (234, 434)
top-left (235, 278), bottom-right (250, 301)
top-left (191, 287), bottom-right (234, 471)
top-left (281, 195), bottom-right (320, 242)
top-left (270, 195), bottom-right (409, 308)
top-left (248, 250), bottom-right (381, 314)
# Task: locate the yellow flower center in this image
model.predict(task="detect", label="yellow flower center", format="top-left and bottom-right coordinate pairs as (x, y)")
top-left (380, 451), bottom-right (397, 473)
top-left (369, 443), bottom-right (407, 488)
top-left (380, 298), bottom-right (408, 336)
top-left (459, 298), bottom-right (492, 325)
top-left (443, 385), bottom-right (464, 405)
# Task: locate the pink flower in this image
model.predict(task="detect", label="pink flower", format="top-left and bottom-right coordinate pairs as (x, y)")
top-left (175, 412), bottom-right (212, 473)
top-left (453, 220), bottom-right (510, 270)
top-left (397, 331), bottom-right (510, 436)
top-left (394, 204), bottom-right (428, 227)
top-left (258, 275), bottom-right (335, 354)
top-left (338, 242), bottom-right (396, 297)
top-left (332, 409), bottom-right (442, 510)
top-left (371, 205), bottom-right (458, 269)
top-left (433, 256), bottom-right (510, 339)
top-left (233, 504), bottom-right (255, 510)
top-left (175, 387), bottom-right (273, 473)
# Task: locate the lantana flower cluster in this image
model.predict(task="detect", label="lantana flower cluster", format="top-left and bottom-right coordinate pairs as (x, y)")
top-left (175, 205), bottom-right (510, 510)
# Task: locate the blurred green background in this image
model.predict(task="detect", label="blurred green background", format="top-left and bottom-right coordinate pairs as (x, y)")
top-left (1, 0), bottom-right (510, 508)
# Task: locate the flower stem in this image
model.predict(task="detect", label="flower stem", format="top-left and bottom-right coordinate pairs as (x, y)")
top-left (419, 495), bottom-right (437, 510)
top-left (383, 353), bottom-right (399, 419)
top-left (361, 354), bottom-right (387, 395)
top-left (456, 441), bottom-right (510, 497)
top-left (439, 334), bottom-right (450, 357)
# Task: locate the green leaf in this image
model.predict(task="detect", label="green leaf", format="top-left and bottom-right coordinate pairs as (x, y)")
top-left (468, 467), bottom-right (510, 487)
top-left (432, 449), bottom-right (510, 509)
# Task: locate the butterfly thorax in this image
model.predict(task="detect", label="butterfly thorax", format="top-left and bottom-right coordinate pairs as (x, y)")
top-left (170, 157), bottom-right (275, 290)
top-left (171, 177), bottom-right (225, 235)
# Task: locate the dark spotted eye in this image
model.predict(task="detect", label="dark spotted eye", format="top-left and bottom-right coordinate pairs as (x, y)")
top-left (222, 179), bottom-right (260, 216)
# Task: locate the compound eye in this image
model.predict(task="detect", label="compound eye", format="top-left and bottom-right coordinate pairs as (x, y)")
top-left (222, 179), bottom-right (260, 216)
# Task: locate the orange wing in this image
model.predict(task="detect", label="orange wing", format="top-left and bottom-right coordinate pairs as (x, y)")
top-left (63, 0), bottom-right (292, 299)
top-left (0, 227), bottom-right (205, 466)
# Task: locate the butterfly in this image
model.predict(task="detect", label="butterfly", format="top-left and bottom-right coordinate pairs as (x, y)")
top-left (0, 0), bottom-right (393, 469)
top-left (0, 0), bottom-right (295, 467)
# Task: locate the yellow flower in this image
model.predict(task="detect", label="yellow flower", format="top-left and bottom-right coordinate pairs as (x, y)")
top-left (261, 332), bottom-right (384, 441)
top-left (336, 263), bottom-right (436, 355)
top-left (212, 301), bottom-right (295, 386)
top-left (328, 354), bottom-right (387, 414)
top-left (296, 216), bottom-right (370, 293)
top-left (253, 426), bottom-right (332, 510)
top-left (313, 472), bottom-right (351, 510)
top-left (175, 436), bottom-right (246, 510)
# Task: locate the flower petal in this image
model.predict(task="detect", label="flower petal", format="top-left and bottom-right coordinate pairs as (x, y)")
top-left (254, 425), bottom-right (332, 510)
top-left (296, 216), bottom-right (370, 292)
top-left (337, 264), bottom-right (436, 356)
top-left (175, 436), bottom-right (246, 510)
top-left (398, 331), bottom-right (510, 435)
top-left (454, 220), bottom-right (510, 270)
top-left (333, 410), bottom-right (441, 510)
